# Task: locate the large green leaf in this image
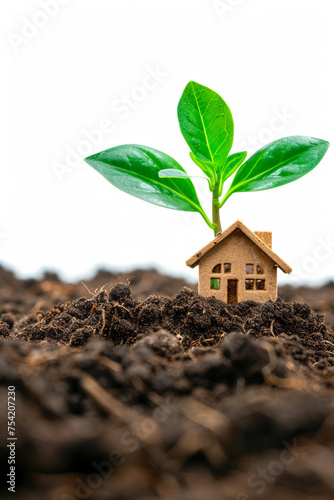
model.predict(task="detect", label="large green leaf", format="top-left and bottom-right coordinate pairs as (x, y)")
top-left (224, 136), bottom-right (329, 201)
top-left (178, 81), bottom-right (234, 168)
top-left (85, 144), bottom-right (205, 214)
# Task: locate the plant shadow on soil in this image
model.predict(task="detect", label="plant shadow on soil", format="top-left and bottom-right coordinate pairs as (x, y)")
top-left (1, 266), bottom-right (334, 500)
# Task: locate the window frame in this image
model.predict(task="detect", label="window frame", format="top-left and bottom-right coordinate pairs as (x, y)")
top-left (210, 277), bottom-right (221, 290)
top-left (256, 279), bottom-right (266, 291)
top-left (224, 263), bottom-right (231, 273)
top-left (246, 264), bottom-right (254, 275)
top-left (245, 279), bottom-right (255, 290)
top-left (212, 264), bottom-right (222, 273)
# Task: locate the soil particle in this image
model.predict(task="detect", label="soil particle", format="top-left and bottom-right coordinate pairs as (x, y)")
top-left (135, 329), bottom-right (183, 359)
top-left (0, 320), bottom-right (9, 337)
top-left (108, 283), bottom-right (134, 306)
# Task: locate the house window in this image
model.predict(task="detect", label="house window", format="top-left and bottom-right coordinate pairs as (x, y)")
top-left (245, 279), bottom-right (254, 290)
top-left (212, 264), bottom-right (221, 273)
top-left (224, 263), bottom-right (231, 273)
top-left (257, 265), bottom-right (264, 274)
top-left (246, 264), bottom-right (254, 274)
top-left (256, 279), bottom-right (266, 290)
top-left (210, 278), bottom-right (221, 290)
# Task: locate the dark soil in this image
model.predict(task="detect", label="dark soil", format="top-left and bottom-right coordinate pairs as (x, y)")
top-left (13, 285), bottom-right (334, 365)
top-left (1, 266), bottom-right (334, 499)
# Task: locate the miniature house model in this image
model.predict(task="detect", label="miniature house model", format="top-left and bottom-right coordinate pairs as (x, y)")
top-left (186, 220), bottom-right (292, 305)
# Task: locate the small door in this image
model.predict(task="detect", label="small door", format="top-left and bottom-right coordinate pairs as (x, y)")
top-left (227, 279), bottom-right (238, 305)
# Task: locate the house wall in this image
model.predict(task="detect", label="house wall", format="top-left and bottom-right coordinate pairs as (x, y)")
top-left (198, 229), bottom-right (277, 303)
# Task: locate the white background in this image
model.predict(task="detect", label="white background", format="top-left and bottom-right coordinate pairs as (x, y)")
top-left (1, 0), bottom-right (333, 285)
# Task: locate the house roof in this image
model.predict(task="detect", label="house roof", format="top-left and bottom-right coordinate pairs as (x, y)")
top-left (186, 220), bottom-right (292, 274)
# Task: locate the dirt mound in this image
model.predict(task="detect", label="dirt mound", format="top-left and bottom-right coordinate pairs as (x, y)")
top-left (280, 282), bottom-right (334, 330)
top-left (0, 265), bottom-right (196, 322)
top-left (11, 285), bottom-right (334, 365)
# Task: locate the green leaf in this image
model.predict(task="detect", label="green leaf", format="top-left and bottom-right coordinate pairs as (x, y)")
top-left (223, 136), bottom-right (329, 202)
top-left (85, 144), bottom-right (206, 214)
top-left (158, 169), bottom-right (207, 181)
top-left (189, 152), bottom-right (217, 181)
top-left (178, 81), bottom-right (234, 167)
top-left (221, 151), bottom-right (247, 183)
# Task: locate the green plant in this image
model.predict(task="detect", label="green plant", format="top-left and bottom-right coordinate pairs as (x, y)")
top-left (85, 81), bottom-right (329, 236)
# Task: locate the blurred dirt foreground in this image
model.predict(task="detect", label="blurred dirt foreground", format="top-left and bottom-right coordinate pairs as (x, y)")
top-left (1, 264), bottom-right (334, 500)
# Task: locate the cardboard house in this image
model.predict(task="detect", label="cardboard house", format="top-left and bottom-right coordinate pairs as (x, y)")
top-left (186, 220), bottom-right (292, 305)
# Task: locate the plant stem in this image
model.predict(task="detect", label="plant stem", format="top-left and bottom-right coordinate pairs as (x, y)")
top-left (212, 184), bottom-right (222, 235)
top-left (219, 190), bottom-right (233, 209)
